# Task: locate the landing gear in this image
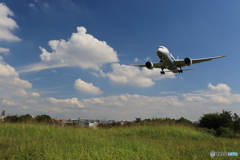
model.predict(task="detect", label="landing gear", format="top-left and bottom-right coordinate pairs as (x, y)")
top-left (160, 68), bottom-right (165, 75)
top-left (178, 67), bottom-right (183, 73)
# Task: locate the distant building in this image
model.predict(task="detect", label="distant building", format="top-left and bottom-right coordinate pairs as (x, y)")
top-left (1, 110), bottom-right (5, 116)
top-left (101, 120), bottom-right (116, 124)
top-left (69, 118), bottom-right (99, 128)
top-left (191, 120), bottom-right (200, 125)
top-left (0, 110), bottom-right (6, 121)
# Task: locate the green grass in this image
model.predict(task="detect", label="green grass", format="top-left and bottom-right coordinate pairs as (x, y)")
top-left (0, 123), bottom-right (239, 160)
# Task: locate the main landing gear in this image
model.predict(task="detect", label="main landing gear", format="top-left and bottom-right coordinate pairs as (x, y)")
top-left (178, 67), bottom-right (183, 73)
top-left (160, 68), bottom-right (165, 75)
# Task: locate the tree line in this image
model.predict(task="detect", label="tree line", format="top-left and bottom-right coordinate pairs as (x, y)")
top-left (3, 114), bottom-right (52, 123)
top-left (2, 110), bottom-right (240, 138)
top-left (135, 110), bottom-right (240, 138)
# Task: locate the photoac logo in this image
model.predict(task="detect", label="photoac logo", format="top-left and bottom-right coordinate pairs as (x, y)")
top-left (210, 151), bottom-right (215, 157)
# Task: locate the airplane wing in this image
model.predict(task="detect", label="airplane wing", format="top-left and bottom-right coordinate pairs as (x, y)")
top-left (164, 69), bottom-right (194, 72)
top-left (174, 55), bottom-right (227, 67)
top-left (130, 62), bottom-right (166, 69)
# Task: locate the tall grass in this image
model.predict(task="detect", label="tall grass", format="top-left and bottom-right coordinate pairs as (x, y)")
top-left (0, 123), bottom-right (239, 160)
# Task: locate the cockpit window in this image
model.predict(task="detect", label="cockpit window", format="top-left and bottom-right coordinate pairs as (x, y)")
top-left (158, 46), bottom-right (164, 49)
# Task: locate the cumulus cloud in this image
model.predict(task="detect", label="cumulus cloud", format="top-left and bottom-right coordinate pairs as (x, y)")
top-left (2, 100), bottom-right (21, 106)
top-left (208, 83), bottom-right (231, 94)
top-left (74, 79), bottom-right (103, 95)
top-left (0, 58), bottom-right (32, 89)
top-left (184, 96), bottom-right (205, 102)
top-left (0, 62), bottom-right (19, 77)
top-left (37, 27), bottom-right (118, 70)
top-left (48, 97), bottom-right (84, 108)
top-left (210, 96), bottom-right (230, 104)
top-left (0, 3), bottom-right (21, 41)
top-left (12, 89), bottom-right (27, 97)
top-left (10, 77), bottom-right (32, 89)
top-left (183, 83), bottom-right (236, 104)
top-left (0, 47), bottom-right (10, 54)
top-left (31, 92), bottom-right (40, 98)
top-left (97, 63), bottom-right (175, 87)
top-left (0, 83), bottom-right (239, 121)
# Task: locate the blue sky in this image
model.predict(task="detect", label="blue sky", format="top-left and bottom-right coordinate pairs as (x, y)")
top-left (1, 0), bottom-right (240, 121)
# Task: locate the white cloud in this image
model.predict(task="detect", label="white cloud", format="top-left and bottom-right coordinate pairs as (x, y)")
top-left (0, 47), bottom-right (10, 54)
top-left (2, 100), bottom-right (21, 106)
top-left (0, 62), bottom-right (19, 77)
top-left (26, 99), bottom-right (37, 104)
top-left (22, 106), bottom-right (28, 109)
top-left (0, 3), bottom-right (21, 41)
top-left (183, 83), bottom-right (236, 104)
top-left (12, 90), bottom-right (40, 99)
top-left (0, 58), bottom-right (32, 90)
top-left (160, 92), bottom-right (178, 94)
top-left (12, 89), bottom-right (27, 97)
top-left (210, 96), bottom-right (230, 104)
top-left (31, 92), bottom-right (40, 98)
top-left (48, 97), bottom-right (84, 108)
top-left (51, 69), bottom-right (57, 74)
top-left (98, 63), bottom-right (175, 87)
top-left (74, 79), bottom-right (103, 95)
top-left (184, 96), bottom-right (205, 102)
top-left (30, 0), bottom-right (49, 10)
top-left (28, 3), bottom-right (36, 9)
top-left (144, 57), bottom-right (150, 61)
top-left (37, 27), bottom-right (118, 70)
top-left (208, 83), bottom-right (231, 94)
top-left (134, 58), bottom-right (139, 62)
top-left (90, 72), bottom-right (100, 77)
top-left (0, 83), bottom-right (239, 121)
top-left (10, 77), bottom-right (32, 89)
top-left (18, 63), bottom-right (67, 73)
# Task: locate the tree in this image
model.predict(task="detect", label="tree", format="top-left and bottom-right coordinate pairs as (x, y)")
top-left (34, 114), bottom-right (52, 123)
top-left (135, 117), bottom-right (141, 123)
top-left (4, 115), bottom-right (19, 123)
top-left (18, 114), bottom-right (33, 122)
top-left (199, 110), bottom-right (240, 134)
top-left (232, 113), bottom-right (240, 133)
top-left (216, 127), bottom-right (235, 138)
top-left (219, 110), bottom-right (233, 128)
top-left (199, 112), bottom-right (221, 130)
top-left (176, 117), bottom-right (193, 124)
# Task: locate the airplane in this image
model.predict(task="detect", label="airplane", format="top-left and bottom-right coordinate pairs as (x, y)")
top-left (131, 46), bottom-right (227, 74)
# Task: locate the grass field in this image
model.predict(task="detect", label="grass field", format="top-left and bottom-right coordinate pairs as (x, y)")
top-left (0, 123), bottom-right (239, 160)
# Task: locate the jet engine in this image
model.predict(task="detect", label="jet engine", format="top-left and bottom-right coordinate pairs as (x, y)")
top-left (145, 61), bottom-right (154, 69)
top-left (184, 57), bottom-right (192, 66)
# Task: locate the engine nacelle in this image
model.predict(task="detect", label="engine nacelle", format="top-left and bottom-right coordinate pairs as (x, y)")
top-left (145, 61), bottom-right (154, 69)
top-left (184, 57), bottom-right (192, 66)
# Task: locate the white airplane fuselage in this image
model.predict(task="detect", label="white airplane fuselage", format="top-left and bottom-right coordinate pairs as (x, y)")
top-left (131, 46), bottom-right (226, 74)
top-left (156, 46), bottom-right (179, 73)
